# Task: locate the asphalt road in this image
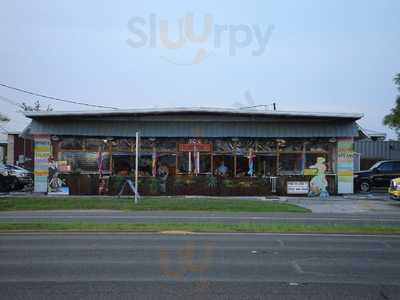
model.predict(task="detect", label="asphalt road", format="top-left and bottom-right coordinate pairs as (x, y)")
top-left (0, 232), bottom-right (400, 299)
top-left (1, 210), bottom-right (400, 225)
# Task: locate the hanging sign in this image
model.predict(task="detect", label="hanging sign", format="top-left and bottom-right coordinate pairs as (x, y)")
top-left (179, 143), bottom-right (211, 152)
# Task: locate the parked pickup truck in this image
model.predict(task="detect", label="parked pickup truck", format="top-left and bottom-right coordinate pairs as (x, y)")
top-left (354, 160), bottom-right (400, 192)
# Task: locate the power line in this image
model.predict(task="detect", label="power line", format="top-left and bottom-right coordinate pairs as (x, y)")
top-left (0, 82), bottom-right (119, 110)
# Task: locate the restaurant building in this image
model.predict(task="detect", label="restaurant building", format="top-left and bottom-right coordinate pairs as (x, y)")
top-left (23, 108), bottom-right (362, 196)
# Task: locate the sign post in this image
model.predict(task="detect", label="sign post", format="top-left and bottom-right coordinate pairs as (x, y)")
top-left (135, 131), bottom-right (139, 204)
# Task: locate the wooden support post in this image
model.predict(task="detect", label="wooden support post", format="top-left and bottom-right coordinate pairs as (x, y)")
top-left (302, 141), bottom-right (307, 175)
top-left (276, 141), bottom-right (280, 176)
top-left (108, 141), bottom-right (113, 175)
top-left (210, 142), bottom-right (214, 175)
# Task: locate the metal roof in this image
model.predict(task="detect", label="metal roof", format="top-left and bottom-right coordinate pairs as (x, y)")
top-left (25, 107), bottom-right (363, 120)
top-left (23, 107), bottom-right (363, 138)
top-left (26, 119), bottom-right (359, 138)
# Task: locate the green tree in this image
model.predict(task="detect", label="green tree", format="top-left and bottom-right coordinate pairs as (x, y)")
top-left (384, 73), bottom-right (400, 138)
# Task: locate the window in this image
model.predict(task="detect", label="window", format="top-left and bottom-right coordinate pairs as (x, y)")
top-left (112, 153), bottom-right (135, 175)
top-left (377, 162), bottom-right (393, 172)
top-left (177, 153), bottom-right (190, 173)
top-left (236, 155), bottom-right (249, 177)
top-left (157, 154), bottom-right (176, 176)
top-left (394, 162), bottom-right (400, 172)
top-left (199, 154), bottom-right (211, 174)
top-left (279, 153), bottom-right (303, 175)
top-left (139, 154), bottom-right (153, 176)
top-left (213, 155), bottom-right (234, 176)
top-left (60, 151), bottom-right (109, 173)
top-left (177, 153), bottom-right (211, 174)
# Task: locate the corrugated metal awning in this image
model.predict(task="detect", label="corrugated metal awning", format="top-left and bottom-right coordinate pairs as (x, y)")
top-left (27, 119), bottom-right (359, 138)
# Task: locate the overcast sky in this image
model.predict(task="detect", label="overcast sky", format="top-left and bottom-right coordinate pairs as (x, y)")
top-left (0, 0), bottom-right (399, 138)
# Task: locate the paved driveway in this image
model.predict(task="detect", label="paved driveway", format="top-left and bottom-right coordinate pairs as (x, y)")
top-left (285, 196), bottom-right (400, 213)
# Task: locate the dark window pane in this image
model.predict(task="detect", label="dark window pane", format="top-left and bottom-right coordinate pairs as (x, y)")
top-left (177, 153), bottom-right (189, 173)
top-left (200, 154), bottom-right (211, 173)
top-left (279, 153), bottom-right (303, 175)
top-left (157, 154), bottom-right (176, 176)
top-left (139, 154), bottom-right (153, 176)
top-left (394, 162), bottom-right (400, 172)
top-left (213, 155), bottom-right (234, 176)
top-left (378, 162), bottom-right (393, 172)
top-left (60, 151), bottom-right (108, 173)
top-left (113, 154), bottom-right (135, 175)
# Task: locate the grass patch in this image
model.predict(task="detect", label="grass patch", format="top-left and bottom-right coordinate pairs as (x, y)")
top-left (0, 197), bottom-right (309, 213)
top-left (0, 222), bottom-right (399, 234)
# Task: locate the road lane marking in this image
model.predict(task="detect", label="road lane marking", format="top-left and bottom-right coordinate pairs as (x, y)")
top-left (0, 215), bottom-right (400, 222)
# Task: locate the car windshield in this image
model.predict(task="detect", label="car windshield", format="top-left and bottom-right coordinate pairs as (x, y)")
top-left (5, 165), bottom-right (29, 172)
top-left (5, 165), bottom-right (19, 170)
top-left (369, 162), bottom-right (383, 170)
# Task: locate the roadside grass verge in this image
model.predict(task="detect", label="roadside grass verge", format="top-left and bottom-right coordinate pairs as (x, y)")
top-left (0, 197), bottom-right (309, 213)
top-left (1, 222), bottom-right (400, 234)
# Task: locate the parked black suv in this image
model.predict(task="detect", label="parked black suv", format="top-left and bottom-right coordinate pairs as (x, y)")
top-left (354, 160), bottom-right (400, 192)
top-left (0, 164), bottom-right (18, 192)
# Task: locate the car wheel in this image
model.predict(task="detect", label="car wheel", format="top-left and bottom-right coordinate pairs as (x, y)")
top-left (359, 180), bottom-right (371, 193)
